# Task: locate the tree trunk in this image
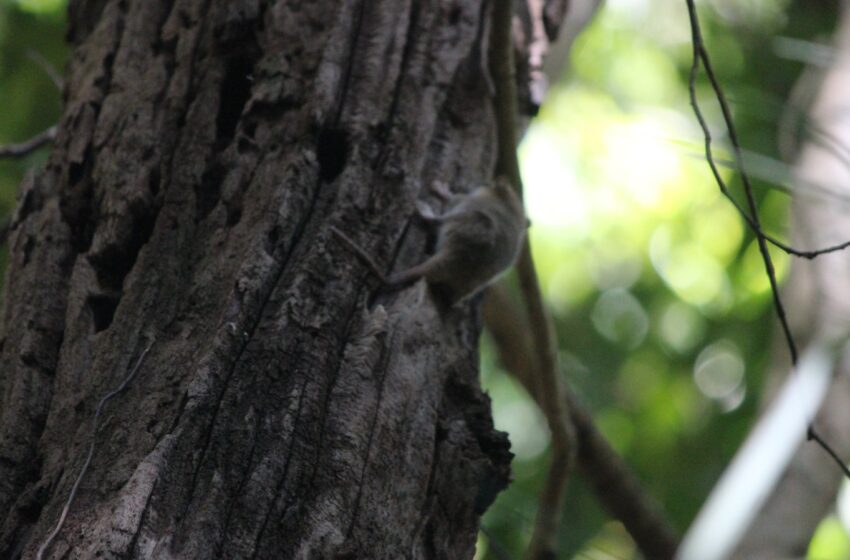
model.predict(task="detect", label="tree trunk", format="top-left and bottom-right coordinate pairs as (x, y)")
top-left (0, 1), bottom-right (566, 557)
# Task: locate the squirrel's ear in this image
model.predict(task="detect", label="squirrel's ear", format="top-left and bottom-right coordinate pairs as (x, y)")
top-left (525, 217), bottom-right (531, 229)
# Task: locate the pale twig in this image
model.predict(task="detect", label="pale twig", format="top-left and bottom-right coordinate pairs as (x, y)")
top-left (0, 51), bottom-right (61, 161)
top-left (25, 49), bottom-right (64, 91)
top-left (0, 126), bottom-right (57, 159)
top-left (36, 340), bottom-right (155, 560)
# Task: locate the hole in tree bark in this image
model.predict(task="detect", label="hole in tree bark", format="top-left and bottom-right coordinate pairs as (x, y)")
top-left (225, 198), bottom-right (242, 226)
top-left (68, 161), bottom-right (85, 186)
top-left (264, 224), bottom-right (282, 255)
top-left (87, 293), bottom-right (120, 332)
top-left (148, 165), bottom-right (161, 196)
top-left (316, 127), bottom-right (349, 183)
top-left (62, 143), bottom-right (97, 252)
top-left (196, 161), bottom-right (225, 221)
top-left (216, 57), bottom-right (254, 147)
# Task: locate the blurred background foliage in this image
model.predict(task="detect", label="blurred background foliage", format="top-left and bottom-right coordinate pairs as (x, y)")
top-left (479, 0), bottom-right (849, 558)
top-left (0, 0), bottom-right (846, 558)
top-left (0, 0), bottom-right (66, 288)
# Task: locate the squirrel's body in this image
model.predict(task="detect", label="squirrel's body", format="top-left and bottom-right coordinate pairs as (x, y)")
top-left (387, 177), bottom-right (525, 304)
top-left (333, 177), bottom-right (526, 306)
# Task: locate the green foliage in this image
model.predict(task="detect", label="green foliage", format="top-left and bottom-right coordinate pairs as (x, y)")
top-left (0, 0), bottom-right (67, 289)
top-left (10, 0), bottom-right (66, 16)
top-left (809, 516), bottom-right (850, 560)
top-left (479, 0), bottom-right (842, 558)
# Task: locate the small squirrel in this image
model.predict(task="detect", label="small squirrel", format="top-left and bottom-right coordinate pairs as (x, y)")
top-left (332, 176), bottom-right (527, 306)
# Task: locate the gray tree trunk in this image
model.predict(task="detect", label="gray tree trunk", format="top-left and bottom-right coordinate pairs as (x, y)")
top-left (0, 1), bottom-right (567, 557)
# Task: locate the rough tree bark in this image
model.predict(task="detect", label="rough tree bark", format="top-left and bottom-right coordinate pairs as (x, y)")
top-left (0, 0), bottom-right (568, 558)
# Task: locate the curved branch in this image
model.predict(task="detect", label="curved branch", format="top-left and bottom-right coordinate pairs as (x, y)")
top-left (491, 2), bottom-right (576, 558)
top-left (0, 126), bottom-right (57, 159)
top-left (483, 286), bottom-right (679, 559)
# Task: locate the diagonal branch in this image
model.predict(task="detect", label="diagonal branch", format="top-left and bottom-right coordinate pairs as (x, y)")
top-left (491, 2), bottom-right (576, 558)
top-left (25, 50), bottom-right (64, 92)
top-left (685, 0), bottom-right (798, 364)
top-left (684, 0), bottom-right (849, 479)
top-left (0, 50), bottom-right (61, 161)
top-left (0, 51), bottom-right (62, 248)
top-left (685, 7), bottom-right (850, 262)
top-left (0, 126), bottom-right (57, 159)
top-left (484, 285), bottom-right (679, 559)
top-left (0, 127), bottom-right (56, 244)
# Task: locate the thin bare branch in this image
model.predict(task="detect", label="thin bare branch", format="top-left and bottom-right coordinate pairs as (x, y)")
top-left (807, 427), bottom-right (850, 479)
top-left (686, 16), bottom-right (850, 265)
top-left (685, 0), bottom-right (850, 479)
top-left (685, 0), bottom-right (798, 363)
top-left (484, 285), bottom-right (679, 559)
top-left (25, 50), bottom-right (64, 91)
top-left (0, 126), bottom-right (57, 159)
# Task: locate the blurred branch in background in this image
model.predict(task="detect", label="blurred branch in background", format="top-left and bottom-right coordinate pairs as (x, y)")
top-left (681, 343), bottom-right (835, 560)
top-left (24, 48), bottom-right (63, 91)
top-left (731, 4), bottom-right (850, 556)
top-left (685, 0), bottom-right (850, 478)
top-left (491, 2), bottom-right (576, 558)
top-left (0, 124), bottom-right (56, 246)
top-left (0, 46), bottom-right (63, 246)
top-left (0, 125), bottom-right (56, 159)
top-left (482, 0), bottom-right (850, 556)
top-left (0, 46), bottom-right (62, 160)
top-left (484, 284), bottom-right (679, 559)
top-left (540, 0), bottom-right (603, 100)
top-left (686, 0), bottom-right (850, 264)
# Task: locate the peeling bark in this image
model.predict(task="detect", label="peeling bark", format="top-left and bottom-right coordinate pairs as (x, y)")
top-left (0, 0), bottom-right (568, 558)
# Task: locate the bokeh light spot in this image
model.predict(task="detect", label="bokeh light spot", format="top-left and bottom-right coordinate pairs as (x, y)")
top-left (693, 340), bottom-right (745, 403)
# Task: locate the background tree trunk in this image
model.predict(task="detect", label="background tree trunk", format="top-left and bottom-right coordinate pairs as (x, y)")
top-left (0, 1), bottom-right (567, 557)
